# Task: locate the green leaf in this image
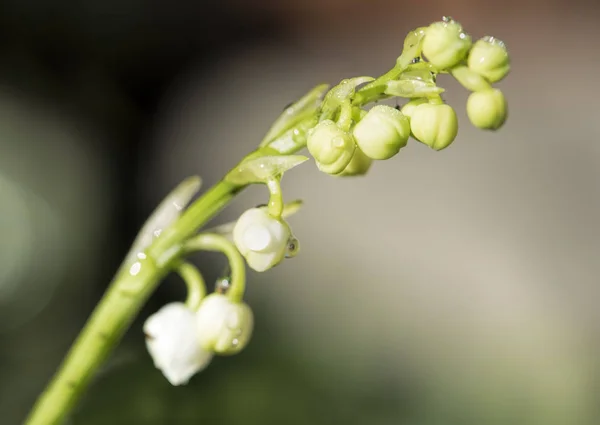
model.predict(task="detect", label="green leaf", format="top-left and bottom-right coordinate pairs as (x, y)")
top-left (384, 80), bottom-right (444, 98)
top-left (260, 84), bottom-right (329, 147)
top-left (397, 27), bottom-right (427, 68)
top-left (125, 176), bottom-right (201, 261)
top-left (225, 155), bottom-right (309, 185)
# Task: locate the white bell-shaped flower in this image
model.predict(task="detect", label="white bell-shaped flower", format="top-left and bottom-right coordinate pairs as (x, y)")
top-left (196, 293), bottom-right (254, 355)
top-left (143, 302), bottom-right (213, 386)
top-left (233, 207), bottom-right (292, 272)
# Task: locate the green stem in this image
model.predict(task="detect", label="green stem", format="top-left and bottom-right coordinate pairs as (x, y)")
top-left (266, 177), bottom-right (283, 218)
top-left (23, 255), bottom-right (166, 425)
top-left (184, 233), bottom-right (246, 303)
top-left (176, 262), bottom-right (207, 310)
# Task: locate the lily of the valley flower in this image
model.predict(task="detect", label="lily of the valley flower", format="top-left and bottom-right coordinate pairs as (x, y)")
top-left (143, 302), bottom-right (213, 386)
top-left (144, 295), bottom-right (254, 385)
top-left (233, 207), bottom-right (293, 272)
top-left (195, 293), bottom-right (253, 355)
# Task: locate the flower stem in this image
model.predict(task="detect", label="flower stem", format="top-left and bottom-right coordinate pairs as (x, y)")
top-left (266, 177), bottom-right (283, 218)
top-left (177, 262), bottom-right (207, 310)
top-left (184, 233), bottom-right (246, 303)
top-left (23, 257), bottom-right (166, 425)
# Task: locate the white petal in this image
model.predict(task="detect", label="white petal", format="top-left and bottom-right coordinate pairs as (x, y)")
top-left (233, 208), bottom-right (291, 271)
top-left (143, 302), bottom-right (212, 385)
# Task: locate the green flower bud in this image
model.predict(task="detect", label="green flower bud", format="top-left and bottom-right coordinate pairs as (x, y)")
top-left (352, 105), bottom-right (410, 160)
top-left (410, 103), bottom-right (458, 151)
top-left (422, 18), bottom-right (472, 70)
top-left (400, 98), bottom-right (428, 119)
top-left (338, 147), bottom-right (373, 176)
top-left (466, 89), bottom-right (507, 130)
top-left (195, 294), bottom-right (253, 355)
top-left (468, 36), bottom-right (510, 83)
top-left (307, 120), bottom-right (356, 174)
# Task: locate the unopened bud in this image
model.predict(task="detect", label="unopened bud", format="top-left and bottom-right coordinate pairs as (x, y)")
top-left (410, 103), bottom-right (459, 151)
top-left (468, 36), bottom-right (510, 83)
top-left (422, 18), bottom-right (472, 70)
top-left (338, 147), bottom-right (373, 176)
top-left (466, 88), bottom-right (508, 130)
top-left (352, 105), bottom-right (410, 160)
top-left (307, 120), bottom-right (356, 175)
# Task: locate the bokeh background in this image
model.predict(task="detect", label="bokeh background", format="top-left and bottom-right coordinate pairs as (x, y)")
top-left (2, 1), bottom-right (600, 424)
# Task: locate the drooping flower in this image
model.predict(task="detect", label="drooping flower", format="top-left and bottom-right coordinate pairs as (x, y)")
top-left (233, 207), bottom-right (293, 272)
top-left (143, 302), bottom-right (213, 385)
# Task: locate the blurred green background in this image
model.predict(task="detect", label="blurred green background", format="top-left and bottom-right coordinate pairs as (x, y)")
top-left (1, 1), bottom-right (600, 424)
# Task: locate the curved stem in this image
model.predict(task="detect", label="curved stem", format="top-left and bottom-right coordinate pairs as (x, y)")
top-left (184, 233), bottom-right (246, 303)
top-left (175, 261), bottom-right (207, 310)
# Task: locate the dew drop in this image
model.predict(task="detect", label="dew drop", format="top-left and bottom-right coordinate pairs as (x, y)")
top-left (232, 338), bottom-right (239, 347)
top-left (216, 277), bottom-right (231, 293)
top-left (332, 136), bottom-right (345, 148)
top-left (129, 262), bottom-right (142, 276)
top-left (285, 236), bottom-right (300, 258)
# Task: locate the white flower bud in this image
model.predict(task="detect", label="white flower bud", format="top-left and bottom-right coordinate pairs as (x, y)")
top-left (143, 302), bottom-right (212, 386)
top-left (352, 105), bottom-right (410, 160)
top-left (422, 18), bottom-right (472, 70)
top-left (307, 120), bottom-right (356, 175)
top-left (196, 293), bottom-right (254, 355)
top-left (233, 207), bottom-right (292, 272)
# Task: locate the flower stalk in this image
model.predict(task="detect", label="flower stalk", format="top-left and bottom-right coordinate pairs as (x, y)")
top-left (24, 17), bottom-right (511, 425)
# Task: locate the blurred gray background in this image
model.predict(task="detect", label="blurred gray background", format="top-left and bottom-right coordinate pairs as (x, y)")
top-left (1, 1), bottom-right (599, 424)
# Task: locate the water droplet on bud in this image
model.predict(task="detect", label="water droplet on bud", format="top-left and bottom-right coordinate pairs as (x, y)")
top-left (332, 136), bottom-right (345, 148)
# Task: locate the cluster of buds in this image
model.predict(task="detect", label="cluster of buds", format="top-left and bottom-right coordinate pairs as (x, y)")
top-left (306, 17), bottom-right (510, 175)
top-left (422, 17), bottom-right (509, 131)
